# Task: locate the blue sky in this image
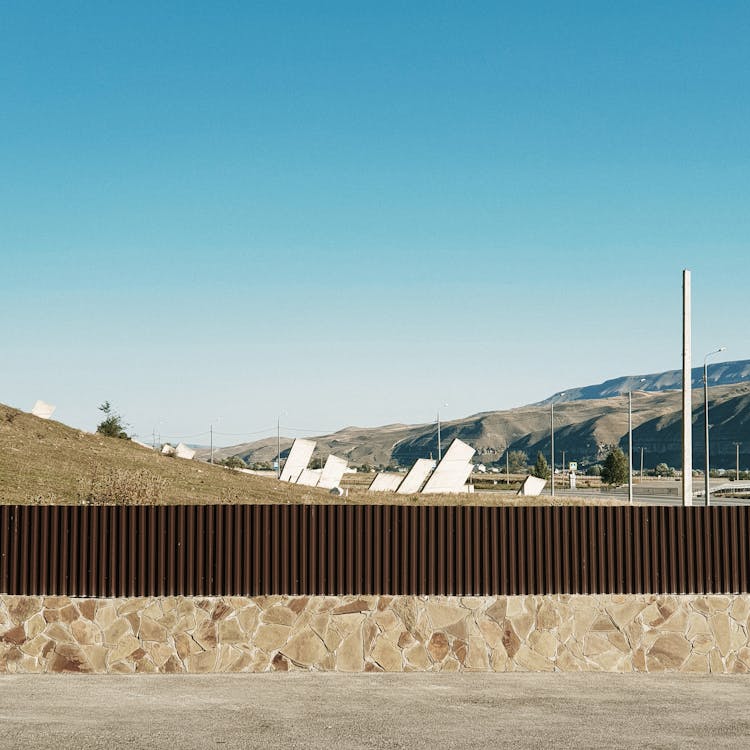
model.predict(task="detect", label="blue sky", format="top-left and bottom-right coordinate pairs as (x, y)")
top-left (1, 2), bottom-right (748, 444)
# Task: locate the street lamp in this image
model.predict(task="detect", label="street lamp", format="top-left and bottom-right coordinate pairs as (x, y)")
top-left (628, 379), bottom-right (646, 504)
top-left (437, 403), bottom-right (448, 462)
top-left (209, 417), bottom-right (221, 465)
top-left (276, 410), bottom-right (288, 479)
top-left (735, 442), bottom-right (742, 482)
top-left (551, 393), bottom-right (565, 497)
top-left (704, 347), bottom-right (727, 505)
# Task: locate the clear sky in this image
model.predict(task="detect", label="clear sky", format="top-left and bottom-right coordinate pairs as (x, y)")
top-left (2, 2), bottom-right (748, 445)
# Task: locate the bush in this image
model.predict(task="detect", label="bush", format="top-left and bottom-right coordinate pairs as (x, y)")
top-left (220, 456), bottom-right (246, 470)
top-left (96, 401), bottom-right (129, 439)
top-left (78, 467), bottom-right (167, 505)
top-left (601, 447), bottom-right (629, 486)
top-left (530, 452), bottom-right (550, 481)
top-left (506, 450), bottom-right (528, 474)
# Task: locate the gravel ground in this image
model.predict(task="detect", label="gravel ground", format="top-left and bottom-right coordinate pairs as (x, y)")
top-left (1, 673), bottom-right (749, 749)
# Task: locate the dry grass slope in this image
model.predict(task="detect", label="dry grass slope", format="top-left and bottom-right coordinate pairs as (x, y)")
top-left (0, 403), bottom-right (628, 507)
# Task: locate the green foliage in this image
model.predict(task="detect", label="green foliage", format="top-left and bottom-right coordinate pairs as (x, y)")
top-left (506, 450), bottom-right (528, 474)
top-left (601, 447), bottom-right (629, 486)
top-left (530, 452), bottom-right (550, 480)
top-left (309, 457), bottom-right (325, 470)
top-left (586, 464), bottom-right (602, 477)
top-left (220, 456), bottom-right (246, 470)
top-left (96, 401), bottom-right (129, 440)
top-left (358, 463), bottom-right (373, 473)
top-left (249, 461), bottom-right (273, 471)
top-left (654, 462), bottom-right (676, 477)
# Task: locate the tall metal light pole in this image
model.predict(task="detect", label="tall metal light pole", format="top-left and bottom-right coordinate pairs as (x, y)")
top-left (640, 446), bottom-right (645, 481)
top-left (682, 270), bottom-right (693, 506)
top-left (276, 413), bottom-right (283, 479)
top-left (551, 393), bottom-right (565, 497)
top-left (628, 379), bottom-right (647, 504)
top-left (704, 347), bottom-right (726, 505)
top-left (735, 442), bottom-right (741, 481)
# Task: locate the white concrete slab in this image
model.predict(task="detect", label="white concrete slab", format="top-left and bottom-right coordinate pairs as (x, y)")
top-left (318, 454), bottom-right (348, 490)
top-left (31, 400), bottom-right (56, 419)
top-left (175, 443), bottom-right (196, 460)
top-left (280, 438), bottom-right (316, 483)
top-left (297, 468), bottom-right (323, 487)
top-left (396, 459), bottom-right (436, 495)
top-left (421, 439), bottom-right (476, 494)
top-left (517, 475), bottom-right (547, 497)
top-left (368, 473), bottom-right (404, 492)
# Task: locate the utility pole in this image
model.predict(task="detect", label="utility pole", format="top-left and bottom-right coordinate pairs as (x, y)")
top-left (210, 424), bottom-right (214, 465)
top-left (682, 270), bottom-right (693, 506)
top-left (736, 442), bottom-right (741, 482)
top-left (277, 416), bottom-right (281, 479)
top-left (436, 403), bottom-right (447, 462)
top-left (437, 411), bottom-right (442, 462)
top-left (550, 393), bottom-right (565, 497)
top-left (551, 400), bottom-right (555, 498)
top-left (640, 447), bottom-right (645, 481)
top-left (628, 391), bottom-right (633, 504)
top-left (704, 347), bottom-right (726, 506)
top-left (506, 451), bottom-right (509, 485)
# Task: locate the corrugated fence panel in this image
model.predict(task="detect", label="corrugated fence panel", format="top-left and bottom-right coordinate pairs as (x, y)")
top-left (2, 504), bottom-right (750, 597)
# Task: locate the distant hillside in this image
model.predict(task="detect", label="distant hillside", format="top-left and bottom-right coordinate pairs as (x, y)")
top-left (537, 359), bottom-right (750, 404)
top-left (209, 382), bottom-right (750, 472)
top-left (0, 403), bottom-right (333, 505)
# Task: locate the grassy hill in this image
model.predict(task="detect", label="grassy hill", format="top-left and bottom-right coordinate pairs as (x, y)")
top-left (0, 403), bottom-right (335, 506)
top-left (0, 403), bottom-right (631, 507)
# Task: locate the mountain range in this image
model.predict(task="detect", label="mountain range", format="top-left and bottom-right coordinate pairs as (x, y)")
top-left (201, 360), bottom-right (750, 471)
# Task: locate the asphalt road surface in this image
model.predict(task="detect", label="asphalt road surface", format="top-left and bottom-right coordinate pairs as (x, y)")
top-left (1, 673), bottom-right (749, 749)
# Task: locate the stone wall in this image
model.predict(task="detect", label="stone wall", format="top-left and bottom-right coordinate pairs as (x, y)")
top-left (2, 594), bottom-right (750, 674)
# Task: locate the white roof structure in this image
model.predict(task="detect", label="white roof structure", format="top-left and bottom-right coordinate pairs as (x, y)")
top-left (421, 439), bottom-right (476, 494)
top-left (31, 400), bottom-right (56, 420)
top-left (396, 458), bottom-right (436, 495)
top-left (368, 472), bottom-right (404, 492)
top-left (318, 454), bottom-right (348, 490)
top-left (517, 475), bottom-right (547, 497)
top-left (297, 468), bottom-right (323, 487)
top-left (175, 443), bottom-right (196, 460)
top-left (280, 438), bottom-right (316, 483)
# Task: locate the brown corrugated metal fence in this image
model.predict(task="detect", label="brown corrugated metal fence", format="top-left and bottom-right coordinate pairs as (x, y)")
top-left (1, 504), bottom-right (749, 597)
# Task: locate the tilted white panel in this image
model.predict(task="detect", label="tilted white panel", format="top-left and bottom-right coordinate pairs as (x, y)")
top-left (368, 472), bottom-right (404, 492)
top-left (31, 400), bottom-right (56, 420)
top-left (396, 458), bottom-right (436, 495)
top-left (318, 454), bottom-right (348, 489)
top-left (297, 468), bottom-right (323, 487)
top-left (517, 475), bottom-right (547, 497)
top-left (175, 443), bottom-right (196, 460)
top-left (279, 438), bottom-right (316, 483)
top-left (421, 438), bottom-right (476, 494)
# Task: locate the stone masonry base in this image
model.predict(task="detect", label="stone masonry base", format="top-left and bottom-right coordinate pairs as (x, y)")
top-left (2, 594), bottom-right (750, 674)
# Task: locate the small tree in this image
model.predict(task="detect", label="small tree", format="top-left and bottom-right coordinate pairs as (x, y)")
top-left (654, 462), bottom-right (675, 478)
top-left (96, 401), bottom-right (129, 439)
top-left (506, 450), bottom-right (529, 474)
top-left (601, 447), bottom-right (629, 486)
top-left (530, 452), bottom-right (550, 480)
top-left (220, 456), bottom-right (246, 470)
